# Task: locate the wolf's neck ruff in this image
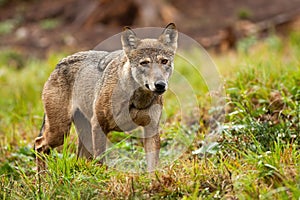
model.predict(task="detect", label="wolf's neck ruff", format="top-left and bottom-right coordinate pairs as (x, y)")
top-left (130, 87), bottom-right (160, 110)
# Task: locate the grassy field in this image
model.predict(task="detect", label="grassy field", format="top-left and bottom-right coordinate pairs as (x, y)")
top-left (0, 32), bottom-right (299, 199)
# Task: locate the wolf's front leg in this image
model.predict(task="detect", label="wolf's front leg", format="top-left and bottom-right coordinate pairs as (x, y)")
top-left (143, 104), bottom-right (162, 172)
top-left (143, 126), bottom-right (160, 172)
top-left (91, 115), bottom-right (107, 163)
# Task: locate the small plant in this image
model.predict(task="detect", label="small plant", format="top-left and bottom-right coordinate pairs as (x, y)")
top-left (237, 35), bottom-right (258, 54)
top-left (39, 18), bottom-right (61, 30)
top-left (0, 50), bottom-right (25, 69)
top-left (237, 7), bottom-right (252, 20)
top-left (0, 19), bottom-right (16, 35)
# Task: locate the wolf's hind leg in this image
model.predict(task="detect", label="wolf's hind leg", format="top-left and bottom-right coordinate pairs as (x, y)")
top-left (78, 140), bottom-right (93, 159)
top-left (34, 114), bottom-right (72, 173)
top-left (35, 77), bottom-right (73, 173)
top-left (73, 108), bottom-right (93, 159)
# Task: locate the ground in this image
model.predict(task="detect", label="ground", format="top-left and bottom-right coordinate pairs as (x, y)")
top-left (0, 30), bottom-right (299, 199)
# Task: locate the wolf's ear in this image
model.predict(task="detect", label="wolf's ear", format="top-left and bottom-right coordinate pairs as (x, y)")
top-left (159, 23), bottom-right (178, 51)
top-left (121, 26), bottom-right (140, 53)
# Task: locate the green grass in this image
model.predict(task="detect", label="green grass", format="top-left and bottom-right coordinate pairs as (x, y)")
top-left (0, 32), bottom-right (300, 199)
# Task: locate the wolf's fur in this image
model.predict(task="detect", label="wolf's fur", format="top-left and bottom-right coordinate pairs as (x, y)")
top-left (34, 23), bottom-right (178, 172)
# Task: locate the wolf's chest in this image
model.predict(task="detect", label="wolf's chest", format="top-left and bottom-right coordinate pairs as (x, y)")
top-left (109, 103), bottom-right (151, 132)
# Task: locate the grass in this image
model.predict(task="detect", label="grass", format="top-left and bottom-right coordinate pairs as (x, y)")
top-left (0, 32), bottom-right (299, 199)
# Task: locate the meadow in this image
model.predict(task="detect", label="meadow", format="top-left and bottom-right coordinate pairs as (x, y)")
top-left (0, 32), bottom-right (299, 199)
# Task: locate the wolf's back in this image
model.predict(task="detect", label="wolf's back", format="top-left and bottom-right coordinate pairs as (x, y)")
top-left (53, 51), bottom-right (109, 84)
top-left (42, 51), bottom-right (112, 118)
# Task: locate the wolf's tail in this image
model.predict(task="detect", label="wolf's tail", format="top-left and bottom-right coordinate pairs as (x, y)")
top-left (38, 114), bottom-right (46, 137)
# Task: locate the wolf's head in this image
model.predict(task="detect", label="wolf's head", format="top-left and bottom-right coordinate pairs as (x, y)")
top-left (121, 23), bottom-right (178, 94)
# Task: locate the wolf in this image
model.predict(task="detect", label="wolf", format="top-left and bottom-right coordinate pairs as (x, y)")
top-left (34, 23), bottom-right (178, 172)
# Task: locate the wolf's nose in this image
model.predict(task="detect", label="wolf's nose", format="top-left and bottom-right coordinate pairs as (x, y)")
top-left (154, 80), bottom-right (167, 92)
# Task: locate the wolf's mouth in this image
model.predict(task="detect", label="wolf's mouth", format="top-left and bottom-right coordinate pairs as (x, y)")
top-left (145, 84), bottom-right (150, 90)
top-left (154, 90), bottom-right (165, 95)
top-left (145, 83), bottom-right (165, 95)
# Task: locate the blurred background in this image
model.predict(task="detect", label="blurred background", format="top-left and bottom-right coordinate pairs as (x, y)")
top-left (1, 0), bottom-right (300, 58)
top-left (1, 1), bottom-right (300, 198)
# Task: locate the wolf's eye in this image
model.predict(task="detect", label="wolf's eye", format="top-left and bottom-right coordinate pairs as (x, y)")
top-left (161, 59), bottom-right (168, 65)
top-left (140, 61), bottom-right (150, 66)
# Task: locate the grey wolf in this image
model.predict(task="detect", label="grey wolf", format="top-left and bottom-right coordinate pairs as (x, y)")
top-left (34, 23), bottom-right (178, 173)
